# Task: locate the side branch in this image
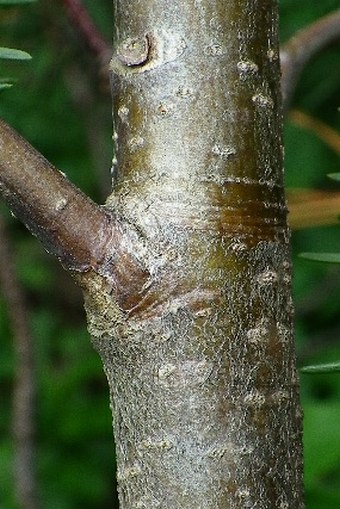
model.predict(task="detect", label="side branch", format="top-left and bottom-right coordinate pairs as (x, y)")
top-left (0, 119), bottom-right (111, 272)
top-left (281, 9), bottom-right (340, 111)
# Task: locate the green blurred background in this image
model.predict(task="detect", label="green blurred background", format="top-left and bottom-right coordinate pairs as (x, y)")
top-left (1, 1), bottom-right (340, 507)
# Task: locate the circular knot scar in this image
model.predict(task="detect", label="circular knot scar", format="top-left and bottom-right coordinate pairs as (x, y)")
top-left (117, 35), bottom-right (150, 67)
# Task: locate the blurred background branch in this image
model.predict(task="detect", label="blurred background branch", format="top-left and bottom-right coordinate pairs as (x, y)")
top-left (0, 215), bottom-right (38, 509)
top-left (288, 109), bottom-right (340, 229)
top-left (60, 0), bottom-right (110, 65)
top-left (281, 8), bottom-right (340, 111)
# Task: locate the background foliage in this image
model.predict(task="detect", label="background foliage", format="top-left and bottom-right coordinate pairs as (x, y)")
top-left (1, 1), bottom-right (340, 507)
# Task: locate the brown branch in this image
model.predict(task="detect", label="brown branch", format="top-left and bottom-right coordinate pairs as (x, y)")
top-left (0, 216), bottom-right (39, 509)
top-left (61, 0), bottom-right (111, 65)
top-left (0, 119), bottom-right (150, 310)
top-left (281, 9), bottom-right (340, 111)
top-left (0, 119), bottom-right (112, 273)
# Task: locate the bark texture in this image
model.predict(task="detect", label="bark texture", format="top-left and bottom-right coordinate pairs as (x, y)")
top-left (81, 1), bottom-right (305, 507)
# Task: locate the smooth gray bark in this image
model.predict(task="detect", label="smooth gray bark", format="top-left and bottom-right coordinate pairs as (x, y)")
top-left (82, 1), bottom-right (305, 507)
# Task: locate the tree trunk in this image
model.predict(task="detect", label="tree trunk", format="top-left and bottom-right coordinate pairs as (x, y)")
top-left (83, 0), bottom-right (304, 507)
top-left (0, 0), bottom-right (304, 507)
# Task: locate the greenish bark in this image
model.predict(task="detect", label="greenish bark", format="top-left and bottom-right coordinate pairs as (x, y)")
top-left (0, 0), bottom-right (305, 507)
top-left (82, 0), bottom-right (304, 507)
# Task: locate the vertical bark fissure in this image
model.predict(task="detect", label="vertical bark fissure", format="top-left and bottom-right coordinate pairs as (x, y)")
top-left (81, 1), bottom-right (304, 507)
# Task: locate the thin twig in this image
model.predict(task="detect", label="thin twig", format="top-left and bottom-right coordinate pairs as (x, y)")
top-left (281, 9), bottom-right (340, 111)
top-left (61, 0), bottom-right (111, 65)
top-left (0, 215), bottom-right (39, 509)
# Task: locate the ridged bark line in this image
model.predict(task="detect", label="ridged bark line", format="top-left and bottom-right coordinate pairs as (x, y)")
top-left (81, 0), bottom-right (305, 508)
